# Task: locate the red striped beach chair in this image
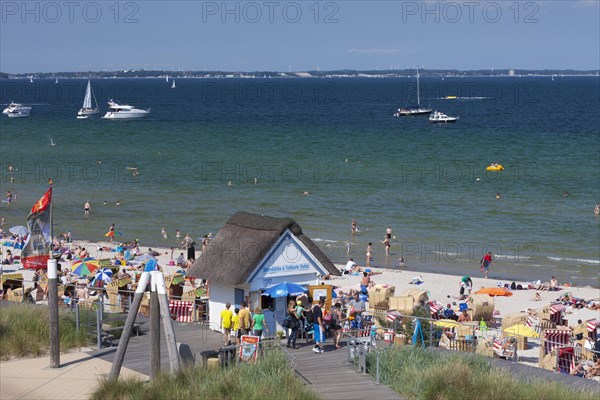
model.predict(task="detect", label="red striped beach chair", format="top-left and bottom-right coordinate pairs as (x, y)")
top-left (549, 304), bottom-right (567, 326)
top-left (557, 346), bottom-right (576, 374)
top-left (428, 301), bottom-right (443, 320)
top-left (540, 328), bottom-right (572, 356)
top-left (168, 300), bottom-right (194, 323)
top-left (587, 319), bottom-right (599, 342)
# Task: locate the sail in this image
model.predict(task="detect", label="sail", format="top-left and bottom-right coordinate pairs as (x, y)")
top-left (83, 80), bottom-right (92, 109)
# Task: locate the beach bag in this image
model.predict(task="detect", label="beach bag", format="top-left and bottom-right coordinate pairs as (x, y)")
top-left (510, 282), bottom-right (517, 290)
top-left (305, 307), bottom-right (315, 324)
top-left (282, 315), bottom-right (291, 329)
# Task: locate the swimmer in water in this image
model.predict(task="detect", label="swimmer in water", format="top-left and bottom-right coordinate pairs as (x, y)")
top-left (496, 192), bottom-right (501, 200)
top-left (301, 191), bottom-right (311, 196)
top-left (594, 203), bottom-right (600, 215)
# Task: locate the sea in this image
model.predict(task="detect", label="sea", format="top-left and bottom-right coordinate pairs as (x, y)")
top-left (1, 76), bottom-right (599, 287)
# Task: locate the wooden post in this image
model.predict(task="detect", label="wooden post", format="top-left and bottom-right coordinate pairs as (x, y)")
top-left (150, 277), bottom-right (161, 380)
top-left (109, 272), bottom-right (150, 381)
top-left (154, 271), bottom-right (181, 373)
top-left (47, 259), bottom-right (60, 368)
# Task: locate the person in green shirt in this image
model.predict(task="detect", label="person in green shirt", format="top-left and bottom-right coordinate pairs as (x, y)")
top-left (220, 302), bottom-right (233, 346)
top-left (252, 307), bottom-right (267, 339)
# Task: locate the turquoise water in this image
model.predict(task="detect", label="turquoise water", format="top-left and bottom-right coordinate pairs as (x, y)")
top-left (1, 77), bottom-right (599, 286)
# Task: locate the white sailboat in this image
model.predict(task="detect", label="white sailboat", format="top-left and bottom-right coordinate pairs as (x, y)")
top-left (166, 75), bottom-right (169, 82)
top-left (393, 67), bottom-right (432, 117)
top-left (55, 78), bottom-right (59, 84)
top-left (171, 79), bottom-right (176, 89)
top-left (77, 80), bottom-right (100, 118)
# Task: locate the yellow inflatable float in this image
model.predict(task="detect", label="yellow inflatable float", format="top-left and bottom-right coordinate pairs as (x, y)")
top-left (486, 164), bottom-right (504, 171)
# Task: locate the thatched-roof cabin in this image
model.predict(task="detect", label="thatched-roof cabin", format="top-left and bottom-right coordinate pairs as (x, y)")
top-left (187, 211), bottom-right (340, 331)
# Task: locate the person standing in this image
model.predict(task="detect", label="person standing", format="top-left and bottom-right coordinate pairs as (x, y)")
top-left (312, 299), bottom-right (326, 353)
top-left (161, 227), bottom-right (168, 239)
top-left (386, 226), bottom-right (392, 240)
top-left (6, 191), bottom-right (12, 206)
top-left (360, 272), bottom-right (370, 295)
top-left (383, 237), bottom-right (390, 256)
top-left (348, 292), bottom-right (366, 328)
top-left (238, 301), bottom-right (252, 337)
top-left (351, 219), bottom-right (357, 234)
top-left (84, 201), bottom-right (91, 216)
top-left (220, 302), bottom-right (233, 346)
top-left (182, 233), bottom-right (195, 260)
top-left (366, 242), bottom-right (372, 267)
top-left (176, 229), bottom-right (181, 240)
top-left (251, 307), bottom-right (267, 339)
top-left (108, 223), bottom-right (115, 242)
top-left (331, 302), bottom-right (346, 349)
top-left (480, 251), bottom-right (493, 279)
top-left (286, 300), bottom-right (300, 349)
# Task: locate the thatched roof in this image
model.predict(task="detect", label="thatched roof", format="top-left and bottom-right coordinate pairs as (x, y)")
top-left (187, 212), bottom-right (340, 285)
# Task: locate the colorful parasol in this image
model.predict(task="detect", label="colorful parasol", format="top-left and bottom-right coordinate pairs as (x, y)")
top-left (104, 231), bottom-right (123, 238)
top-left (94, 268), bottom-right (113, 283)
top-left (71, 259), bottom-right (100, 276)
top-left (261, 282), bottom-right (307, 298)
top-left (503, 324), bottom-right (539, 338)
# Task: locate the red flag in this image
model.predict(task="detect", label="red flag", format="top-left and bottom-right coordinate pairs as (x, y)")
top-left (22, 187), bottom-right (53, 270)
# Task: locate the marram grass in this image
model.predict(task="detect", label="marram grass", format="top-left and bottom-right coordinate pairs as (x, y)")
top-left (92, 349), bottom-right (321, 400)
top-left (368, 346), bottom-right (591, 400)
top-left (0, 303), bottom-right (90, 359)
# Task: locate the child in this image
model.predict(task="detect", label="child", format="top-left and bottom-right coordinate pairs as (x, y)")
top-left (232, 308), bottom-right (241, 346)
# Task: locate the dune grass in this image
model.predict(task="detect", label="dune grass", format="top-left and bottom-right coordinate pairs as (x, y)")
top-left (92, 349), bottom-right (321, 400)
top-left (0, 303), bottom-right (90, 359)
top-left (368, 346), bottom-right (591, 400)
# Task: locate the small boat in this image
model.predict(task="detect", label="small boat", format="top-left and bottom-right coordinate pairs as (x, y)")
top-left (486, 164), bottom-right (504, 171)
top-left (29, 76), bottom-right (33, 83)
top-left (2, 102), bottom-right (31, 118)
top-left (444, 95), bottom-right (458, 100)
top-left (166, 75), bottom-right (169, 82)
top-left (429, 111), bottom-right (459, 123)
top-left (55, 78), bottom-right (59, 84)
top-left (171, 80), bottom-right (176, 89)
top-left (77, 80), bottom-right (100, 117)
top-left (102, 100), bottom-right (150, 119)
top-left (393, 67), bottom-right (432, 117)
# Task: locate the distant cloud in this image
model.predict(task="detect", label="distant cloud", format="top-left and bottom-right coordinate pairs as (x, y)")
top-left (574, 0), bottom-right (599, 7)
top-left (347, 48), bottom-right (415, 56)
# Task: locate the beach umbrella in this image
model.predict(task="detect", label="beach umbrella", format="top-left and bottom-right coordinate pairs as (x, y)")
top-left (503, 324), bottom-right (539, 338)
top-left (104, 230), bottom-right (123, 238)
top-left (136, 254), bottom-right (157, 262)
top-left (71, 259), bottom-right (100, 276)
top-left (475, 287), bottom-right (513, 297)
top-left (433, 319), bottom-right (460, 329)
top-left (94, 268), bottom-right (113, 283)
top-left (9, 226), bottom-right (29, 236)
top-left (262, 282), bottom-right (307, 298)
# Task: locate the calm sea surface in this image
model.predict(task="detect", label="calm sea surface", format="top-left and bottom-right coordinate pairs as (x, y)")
top-left (1, 77), bottom-right (599, 286)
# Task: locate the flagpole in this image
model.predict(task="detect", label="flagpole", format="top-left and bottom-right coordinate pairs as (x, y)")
top-left (47, 185), bottom-right (60, 368)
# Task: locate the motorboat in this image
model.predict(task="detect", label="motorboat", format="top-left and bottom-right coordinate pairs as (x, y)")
top-left (2, 102), bottom-right (31, 118)
top-left (102, 100), bottom-right (150, 119)
top-left (77, 80), bottom-right (100, 117)
top-left (486, 164), bottom-right (504, 171)
top-left (393, 67), bottom-right (432, 117)
top-left (428, 111), bottom-right (459, 123)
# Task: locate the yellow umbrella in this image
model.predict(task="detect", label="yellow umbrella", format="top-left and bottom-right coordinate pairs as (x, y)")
top-left (503, 324), bottom-right (539, 338)
top-left (433, 319), bottom-right (460, 329)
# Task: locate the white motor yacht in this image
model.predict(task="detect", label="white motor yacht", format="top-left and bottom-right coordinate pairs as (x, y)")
top-left (102, 100), bottom-right (150, 119)
top-left (2, 102), bottom-right (32, 118)
top-left (429, 111), bottom-right (459, 123)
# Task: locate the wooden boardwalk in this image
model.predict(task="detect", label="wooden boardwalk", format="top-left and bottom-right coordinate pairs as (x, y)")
top-left (87, 321), bottom-right (403, 399)
top-left (291, 340), bottom-right (404, 400)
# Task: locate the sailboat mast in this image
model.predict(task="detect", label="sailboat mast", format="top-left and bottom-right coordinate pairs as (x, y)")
top-left (416, 67), bottom-right (420, 106)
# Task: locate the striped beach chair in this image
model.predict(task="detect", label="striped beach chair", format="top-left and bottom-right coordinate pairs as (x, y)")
top-left (540, 328), bottom-right (572, 357)
top-left (557, 346), bottom-right (576, 374)
top-left (587, 319), bottom-right (599, 341)
top-left (168, 300), bottom-right (194, 323)
top-left (549, 304), bottom-right (567, 326)
top-left (428, 301), bottom-right (443, 320)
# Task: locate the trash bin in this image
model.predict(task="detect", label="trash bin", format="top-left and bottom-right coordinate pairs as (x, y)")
top-left (219, 345), bottom-right (237, 368)
top-left (200, 350), bottom-right (219, 367)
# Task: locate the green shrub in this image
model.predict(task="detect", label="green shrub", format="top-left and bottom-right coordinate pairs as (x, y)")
top-left (0, 303), bottom-right (90, 359)
top-left (92, 349), bottom-right (321, 400)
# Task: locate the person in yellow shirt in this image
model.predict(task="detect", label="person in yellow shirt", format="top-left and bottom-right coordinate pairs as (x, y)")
top-left (238, 301), bottom-right (252, 336)
top-left (231, 308), bottom-right (240, 346)
top-left (220, 302), bottom-right (233, 346)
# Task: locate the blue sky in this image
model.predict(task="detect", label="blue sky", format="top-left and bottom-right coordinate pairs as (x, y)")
top-left (1, 0), bottom-right (599, 72)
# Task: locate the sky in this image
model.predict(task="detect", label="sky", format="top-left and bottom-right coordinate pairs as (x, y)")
top-left (1, 0), bottom-right (599, 73)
